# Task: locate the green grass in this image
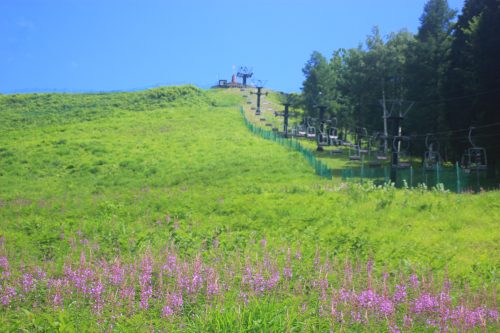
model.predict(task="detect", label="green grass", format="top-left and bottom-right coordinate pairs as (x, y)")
top-left (0, 86), bottom-right (498, 331)
top-left (1, 85), bottom-right (498, 280)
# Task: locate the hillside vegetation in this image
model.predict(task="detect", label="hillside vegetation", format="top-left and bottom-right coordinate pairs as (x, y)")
top-left (0, 86), bottom-right (498, 331)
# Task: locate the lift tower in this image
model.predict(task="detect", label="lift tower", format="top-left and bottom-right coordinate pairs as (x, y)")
top-left (237, 67), bottom-right (253, 87)
top-left (275, 102), bottom-right (297, 138)
top-left (386, 99), bottom-right (414, 182)
top-left (251, 80), bottom-right (267, 116)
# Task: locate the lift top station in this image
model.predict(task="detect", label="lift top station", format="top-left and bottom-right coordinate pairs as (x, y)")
top-left (213, 66), bottom-right (254, 89)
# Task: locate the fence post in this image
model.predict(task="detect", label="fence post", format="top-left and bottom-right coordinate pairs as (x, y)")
top-left (410, 166), bottom-right (413, 188)
top-left (436, 163), bottom-right (440, 185)
top-left (361, 155), bottom-right (365, 184)
top-left (456, 161), bottom-right (461, 193)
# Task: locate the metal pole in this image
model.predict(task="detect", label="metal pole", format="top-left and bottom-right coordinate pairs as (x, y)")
top-left (456, 162), bottom-right (461, 193)
top-left (389, 114), bottom-right (402, 183)
top-left (410, 165), bottom-right (413, 188)
top-left (382, 88), bottom-right (388, 154)
top-left (436, 162), bottom-right (440, 185)
top-left (317, 105), bottom-right (326, 152)
top-left (361, 154), bottom-right (365, 183)
top-left (283, 103), bottom-right (290, 138)
top-left (256, 87), bottom-right (262, 115)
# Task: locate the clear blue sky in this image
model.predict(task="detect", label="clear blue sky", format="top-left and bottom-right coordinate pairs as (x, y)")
top-left (1, 0), bottom-right (465, 93)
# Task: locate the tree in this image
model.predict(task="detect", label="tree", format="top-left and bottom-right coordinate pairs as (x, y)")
top-left (301, 51), bottom-right (333, 119)
top-left (446, 0), bottom-right (500, 169)
top-left (405, 0), bottom-right (456, 156)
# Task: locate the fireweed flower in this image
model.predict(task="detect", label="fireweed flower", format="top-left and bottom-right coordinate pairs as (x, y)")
top-left (1, 285), bottom-right (16, 305)
top-left (0, 237), bottom-right (498, 332)
top-left (21, 273), bottom-right (34, 292)
top-left (0, 256), bottom-right (9, 270)
top-left (393, 284), bottom-right (407, 303)
top-left (379, 297), bottom-right (395, 316)
top-left (260, 238), bottom-right (267, 248)
top-left (90, 280), bottom-right (104, 315)
top-left (139, 255), bottom-right (153, 309)
top-left (162, 305), bottom-right (174, 317)
top-left (357, 289), bottom-right (379, 308)
top-left (283, 266), bottom-right (292, 280)
top-left (109, 262), bottom-right (125, 286)
top-left (410, 273), bottom-right (419, 289)
top-left (413, 293), bottom-right (439, 313)
top-left (0, 256), bottom-right (10, 279)
top-left (206, 267), bottom-right (220, 296)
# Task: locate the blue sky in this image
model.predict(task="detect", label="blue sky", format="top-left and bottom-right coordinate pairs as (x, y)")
top-left (1, 0), bottom-right (465, 93)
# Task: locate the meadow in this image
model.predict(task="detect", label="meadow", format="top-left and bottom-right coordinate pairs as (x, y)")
top-left (0, 86), bottom-right (498, 331)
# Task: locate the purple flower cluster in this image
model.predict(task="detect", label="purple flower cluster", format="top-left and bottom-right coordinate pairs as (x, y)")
top-left (0, 241), bottom-right (498, 332)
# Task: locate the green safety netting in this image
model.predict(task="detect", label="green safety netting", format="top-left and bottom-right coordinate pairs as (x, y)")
top-left (240, 107), bottom-right (491, 193)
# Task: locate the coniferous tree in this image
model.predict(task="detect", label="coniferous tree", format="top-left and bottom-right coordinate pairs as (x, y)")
top-left (405, 0), bottom-right (456, 157)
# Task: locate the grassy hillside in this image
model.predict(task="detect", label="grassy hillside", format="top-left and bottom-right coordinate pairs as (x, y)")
top-left (0, 86), bottom-right (498, 331)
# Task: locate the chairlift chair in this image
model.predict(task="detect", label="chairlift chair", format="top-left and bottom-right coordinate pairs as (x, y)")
top-left (423, 134), bottom-right (442, 171)
top-left (357, 128), bottom-right (369, 154)
top-left (341, 130), bottom-right (353, 146)
top-left (349, 145), bottom-right (361, 160)
top-left (370, 133), bottom-right (387, 160)
top-left (297, 126), bottom-right (306, 137)
top-left (349, 130), bottom-right (362, 160)
top-left (392, 136), bottom-right (411, 168)
top-left (317, 127), bottom-right (329, 147)
top-left (342, 128), bottom-right (354, 146)
top-left (461, 128), bottom-right (487, 171)
top-left (306, 126), bottom-right (316, 140)
top-left (329, 126), bottom-right (343, 154)
top-left (328, 127), bottom-right (339, 145)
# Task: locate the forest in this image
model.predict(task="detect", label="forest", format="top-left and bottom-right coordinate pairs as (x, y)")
top-left (300, 0), bottom-right (500, 173)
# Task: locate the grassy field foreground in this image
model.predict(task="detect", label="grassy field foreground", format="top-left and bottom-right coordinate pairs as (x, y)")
top-left (0, 86), bottom-right (498, 331)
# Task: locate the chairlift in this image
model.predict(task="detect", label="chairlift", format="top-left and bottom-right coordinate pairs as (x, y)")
top-left (423, 133), bottom-right (442, 171)
top-left (306, 126), bottom-right (316, 139)
top-left (461, 127), bottom-right (487, 172)
top-left (340, 130), bottom-right (351, 146)
top-left (317, 125), bottom-right (329, 147)
top-left (327, 119), bottom-right (339, 145)
top-left (328, 127), bottom-right (339, 142)
top-left (357, 128), bottom-right (369, 154)
top-left (349, 144), bottom-right (361, 160)
top-left (374, 133), bottom-right (388, 161)
top-left (365, 135), bottom-right (380, 167)
top-left (392, 136), bottom-right (411, 168)
top-left (297, 124), bottom-right (307, 137)
top-left (303, 117), bottom-right (315, 139)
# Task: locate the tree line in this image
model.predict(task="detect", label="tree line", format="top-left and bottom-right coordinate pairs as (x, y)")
top-left (299, 0), bottom-right (500, 172)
